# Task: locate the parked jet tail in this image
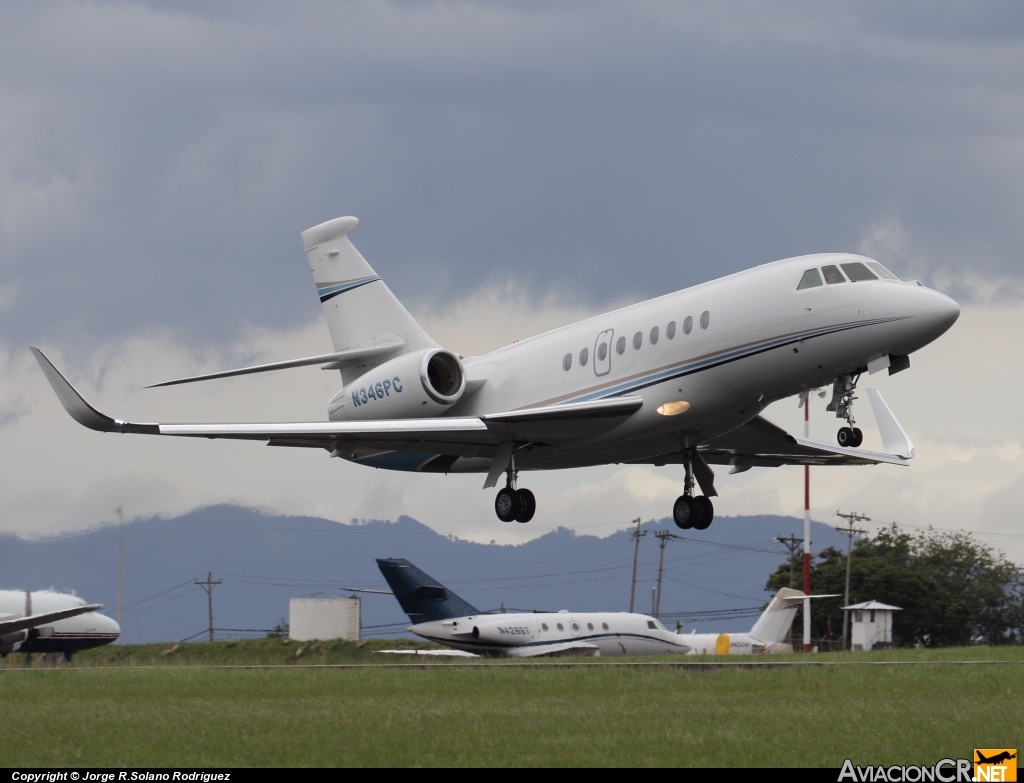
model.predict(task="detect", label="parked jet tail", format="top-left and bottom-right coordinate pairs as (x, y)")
top-left (377, 558), bottom-right (480, 624)
top-left (748, 587), bottom-right (806, 644)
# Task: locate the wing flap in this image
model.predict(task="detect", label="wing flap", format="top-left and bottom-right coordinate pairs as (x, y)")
top-left (483, 396), bottom-right (643, 442)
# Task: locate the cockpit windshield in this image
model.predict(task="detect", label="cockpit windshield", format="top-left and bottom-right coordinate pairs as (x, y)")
top-left (797, 260), bottom-right (900, 290)
top-left (865, 261), bottom-right (899, 280)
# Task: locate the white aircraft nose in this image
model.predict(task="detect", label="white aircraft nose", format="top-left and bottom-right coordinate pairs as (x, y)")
top-left (95, 612), bottom-right (121, 639)
top-left (866, 282), bottom-right (960, 352)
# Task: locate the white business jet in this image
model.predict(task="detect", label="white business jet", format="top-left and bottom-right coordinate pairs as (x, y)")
top-left (378, 558), bottom-right (691, 657)
top-left (32, 216), bottom-right (959, 529)
top-left (0, 589), bottom-right (121, 662)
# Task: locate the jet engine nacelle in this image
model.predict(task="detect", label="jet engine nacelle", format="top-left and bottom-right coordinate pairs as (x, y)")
top-left (471, 619), bottom-right (534, 643)
top-left (0, 630), bottom-right (27, 655)
top-left (331, 348), bottom-right (467, 421)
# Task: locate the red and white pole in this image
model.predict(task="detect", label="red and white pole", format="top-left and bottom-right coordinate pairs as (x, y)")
top-left (803, 395), bottom-right (812, 653)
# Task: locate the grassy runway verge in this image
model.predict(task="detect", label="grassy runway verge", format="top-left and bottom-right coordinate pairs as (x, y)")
top-left (2, 642), bottom-right (1021, 767)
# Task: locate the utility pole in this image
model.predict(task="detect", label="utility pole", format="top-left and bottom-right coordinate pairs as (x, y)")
top-left (801, 391), bottom-right (812, 652)
top-left (116, 505), bottom-right (124, 644)
top-left (835, 511), bottom-right (870, 651)
top-left (653, 531), bottom-right (682, 619)
top-left (195, 573), bottom-right (222, 642)
top-left (775, 534), bottom-right (803, 589)
top-left (628, 518), bottom-right (645, 613)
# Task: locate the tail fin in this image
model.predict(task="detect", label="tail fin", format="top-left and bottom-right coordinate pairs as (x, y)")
top-left (300, 217), bottom-right (438, 381)
top-left (749, 588), bottom-right (805, 644)
top-left (377, 558), bottom-right (480, 624)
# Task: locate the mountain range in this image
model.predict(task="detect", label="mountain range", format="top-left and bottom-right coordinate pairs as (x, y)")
top-left (0, 505), bottom-right (835, 644)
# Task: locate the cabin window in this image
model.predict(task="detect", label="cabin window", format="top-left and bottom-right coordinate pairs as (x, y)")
top-left (841, 262), bottom-right (878, 282)
top-left (541, 623), bottom-right (549, 631)
top-left (700, 311), bottom-right (710, 330)
top-left (667, 320), bottom-right (676, 339)
top-left (616, 336), bottom-right (626, 355)
top-left (822, 265), bottom-right (846, 285)
top-left (797, 269), bottom-right (823, 290)
top-left (633, 331), bottom-right (643, 350)
top-left (572, 622), bottom-right (580, 632)
top-left (866, 261), bottom-right (899, 280)
top-left (587, 623), bottom-right (594, 631)
top-left (562, 353), bottom-right (572, 371)
top-left (602, 622), bottom-right (609, 630)
top-left (650, 326), bottom-right (659, 345)
top-left (557, 623), bottom-right (564, 631)
top-left (683, 316), bottom-right (693, 335)
top-left (597, 342), bottom-right (608, 361)
top-left (579, 347), bottom-right (589, 366)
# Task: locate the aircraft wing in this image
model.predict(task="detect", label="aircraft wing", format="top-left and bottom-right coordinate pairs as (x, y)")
top-left (0, 604), bottom-right (103, 637)
top-left (31, 348), bottom-right (642, 455)
top-left (504, 641), bottom-right (600, 658)
top-left (698, 388), bottom-right (914, 471)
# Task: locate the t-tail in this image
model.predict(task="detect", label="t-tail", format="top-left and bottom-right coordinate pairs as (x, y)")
top-left (749, 588), bottom-right (805, 644)
top-left (301, 217), bottom-right (440, 384)
top-left (377, 558), bottom-right (480, 624)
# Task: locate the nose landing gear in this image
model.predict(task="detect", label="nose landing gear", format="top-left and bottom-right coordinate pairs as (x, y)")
top-left (828, 372), bottom-right (864, 448)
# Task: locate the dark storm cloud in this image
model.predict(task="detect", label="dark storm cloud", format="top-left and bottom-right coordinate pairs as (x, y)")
top-left (3, 1), bottom-right (1023, 350)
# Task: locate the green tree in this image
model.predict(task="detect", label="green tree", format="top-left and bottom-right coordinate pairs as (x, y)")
top-left (766, 525), bottom-right (1024, 649)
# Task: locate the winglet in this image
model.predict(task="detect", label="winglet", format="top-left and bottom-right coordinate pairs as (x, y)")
top-left (30, 347), bottom-right (159, 434)
top-left (866, 387), bottom-right (915, 460)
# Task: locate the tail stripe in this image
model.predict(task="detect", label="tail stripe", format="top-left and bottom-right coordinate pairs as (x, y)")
top-left (317, 276), bottom-right (382, 303)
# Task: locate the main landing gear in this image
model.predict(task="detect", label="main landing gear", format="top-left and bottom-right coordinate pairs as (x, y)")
top-left (672, 452), bottom-right (715, 531)
top-left (828, 372), bottom-right (864, 448)
top-left (494, 456), bottom-right (536, 523)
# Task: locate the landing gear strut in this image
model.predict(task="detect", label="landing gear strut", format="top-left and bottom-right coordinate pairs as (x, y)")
top-left (494, 454), bottom-right (536, 523)
top-left (828, 372), bottom-right (864, 448)
top-left (672, 452), bottom-right (715, 531)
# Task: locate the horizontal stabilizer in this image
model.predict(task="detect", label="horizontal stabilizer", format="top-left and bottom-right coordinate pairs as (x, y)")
top-left (0, 604), bottom-right (103, 637)
top-left (146, 343), bottom-right (405, 388)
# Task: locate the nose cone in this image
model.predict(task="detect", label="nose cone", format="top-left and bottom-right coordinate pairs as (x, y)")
top-left (867, 282), bottom-right (960, 353)
top-left (92, 612), bottom-right (121, 644)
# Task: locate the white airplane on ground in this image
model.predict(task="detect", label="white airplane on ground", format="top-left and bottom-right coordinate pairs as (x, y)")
top-left (32, 216), bottom-right (959, 528)
top-left (0, 590), bottom-right (121, 662)
top-left (377, 558), bottom-right (691, 657)
top-left (681, 587), bottom-right (809, 655)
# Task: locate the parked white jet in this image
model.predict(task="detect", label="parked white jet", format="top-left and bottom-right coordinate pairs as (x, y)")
top-left (378, 558), bottom-right (691, 657)
top-left (0, 590), bottom-right (121, 662)
top-left (32, 216), bottom-right (959, 528)
top-left (681, 588), bottom-right (807, 655)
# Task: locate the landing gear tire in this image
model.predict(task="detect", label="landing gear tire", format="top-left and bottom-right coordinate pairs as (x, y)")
top-left (514, 488), bottom-right (536, 523)
top-left (837, 426), bottom-right (853, 447)
top-left (495, 488), bottom-right (518, 522)
top-left (850, 427), bottom-right (863, 448)
top-left (694, 496), bottom-right (715, 530)
top-left (673, 495), bottom-right (696, 529)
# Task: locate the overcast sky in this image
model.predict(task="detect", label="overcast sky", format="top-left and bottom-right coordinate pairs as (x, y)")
top-left (3, 2), bottom-right (1024, 566)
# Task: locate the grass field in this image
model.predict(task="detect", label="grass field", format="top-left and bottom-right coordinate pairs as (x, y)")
top-left (2, 641), bottom-right (1021, 767)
